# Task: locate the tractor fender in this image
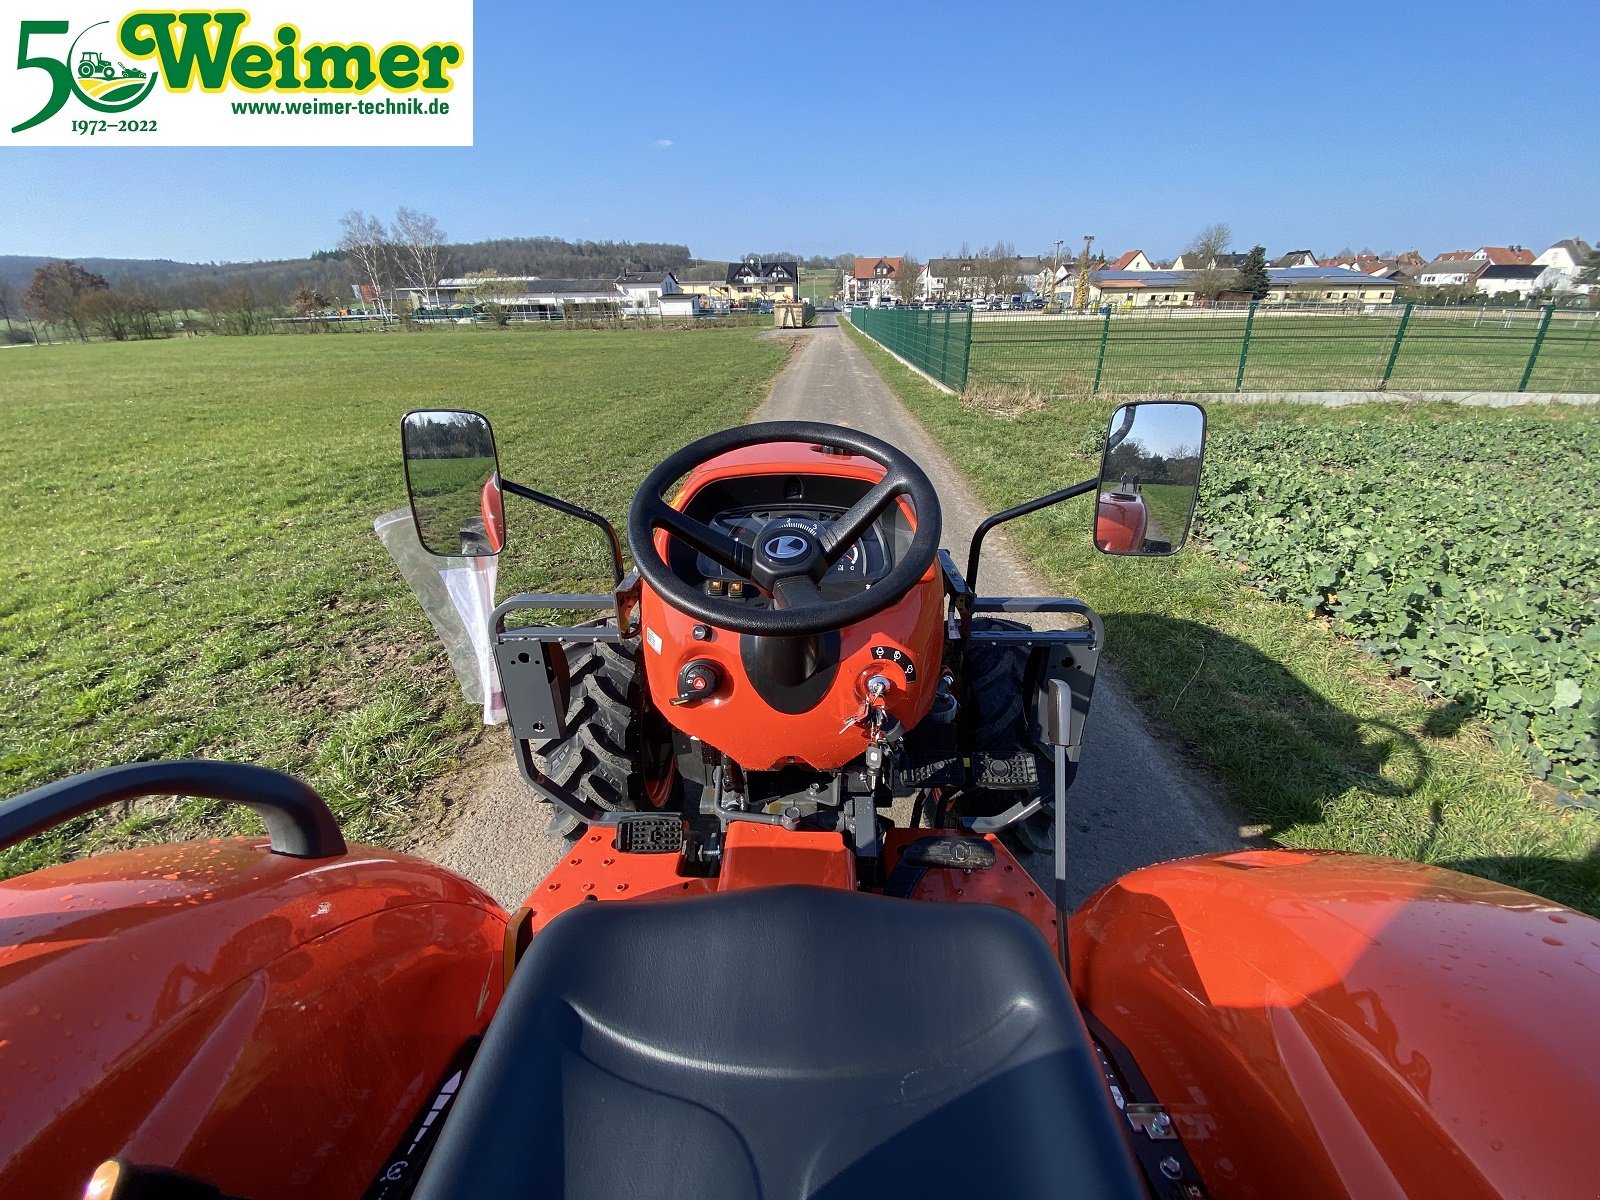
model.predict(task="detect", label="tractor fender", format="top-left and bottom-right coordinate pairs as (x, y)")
top-left (0, 839), bottom-right (507, 1199)
top-left (1070, 849), bottom-right (1600, 1200)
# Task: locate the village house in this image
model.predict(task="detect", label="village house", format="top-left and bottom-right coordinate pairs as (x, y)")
top-left (847, 257), bottom-right (907, 302)
top-left (725, 260), bottom-right (800, 301)
top-left (919, 255), bottom-right (1054, 301)
top-left (1474, 264), bottom-right (1546, 298)
top-left (1416, 258), bottom-right (1486, 288)
top-left (615, 271), bottom-right (681, 313)
top-left (1534, 238), bottom-right (1594, 283)
top-left (1085, 266), bottom-right (1398, 308)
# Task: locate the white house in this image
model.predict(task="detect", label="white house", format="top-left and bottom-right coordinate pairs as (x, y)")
top-left (1416, 259), bottom-right (1485, 288)
top-left (616, 271), bottom-right (680, 312)
top-left (660, 293), bottom-right (703, 318)
top-left (1473, 264), bottom-right (1546, 297)
top-left (1108, 250), bottom-right (1154, 271)
top-left (920, 255), bottom-right (1052, 300)
top-left (1533, 239), bottom-right (1593, 283)
top-left (1271, 250), bottom-right (1319, 268)
top-left (848, 257), bottom-right (905, 302)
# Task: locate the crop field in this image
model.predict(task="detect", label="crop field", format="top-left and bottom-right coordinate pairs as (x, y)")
top-left (0, 329), bottom-right (790, 876)
top-left (967, 308), bottom-right (1600, 395)
top-left (1201, 418), bottom-right (1599, 798)
top-left (844, 318), bottom-right (1600, 913)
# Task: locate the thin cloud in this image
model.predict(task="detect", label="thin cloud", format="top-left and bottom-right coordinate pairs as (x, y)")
top-left (653, 138), bottom-right (673, 150)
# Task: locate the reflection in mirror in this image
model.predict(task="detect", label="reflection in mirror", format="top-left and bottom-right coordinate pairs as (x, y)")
top-left (402, 409), bottom-right (505, 557)
top-left (1094, 401), bottom-right (1206, 556)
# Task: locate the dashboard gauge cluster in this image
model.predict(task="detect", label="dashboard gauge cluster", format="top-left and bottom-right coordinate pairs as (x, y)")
top-left (696, 506), bottom-right (891, 596)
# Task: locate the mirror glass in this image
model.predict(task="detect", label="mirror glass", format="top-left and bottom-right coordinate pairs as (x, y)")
top-left (1094, 402), bottom-right (1206, 556)
top-left (402, 409), bottom-right (505, 556)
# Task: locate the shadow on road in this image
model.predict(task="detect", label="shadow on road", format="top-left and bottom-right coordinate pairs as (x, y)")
top-left (1096, 614), bottom-right (1600, 915)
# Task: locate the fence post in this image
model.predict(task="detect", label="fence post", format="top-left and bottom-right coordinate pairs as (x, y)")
top-left (1091, 309), bottom-right (1112, 394)
top-left (1517, 305), bottom-right (1554, 392)
top-left (1379, 302), bottom-right (1413, 390)
top-left (956, 306), bottom-right (972, 392)
top-left (1234, 302), bottom-right (1257, 392)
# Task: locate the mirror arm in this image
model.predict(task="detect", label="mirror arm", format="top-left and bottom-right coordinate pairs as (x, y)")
top-left (501, 478), bottom-right (625, 587)
top-left (965, 478), bottom-right (1098, 595)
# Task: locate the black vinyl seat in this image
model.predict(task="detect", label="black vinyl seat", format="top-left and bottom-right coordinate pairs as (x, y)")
top-left (415, 886), bottom-right (1144, 1199)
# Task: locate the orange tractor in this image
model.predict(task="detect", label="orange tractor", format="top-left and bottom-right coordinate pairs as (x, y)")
top-left (1, 404), bottom-right (1596, 1199)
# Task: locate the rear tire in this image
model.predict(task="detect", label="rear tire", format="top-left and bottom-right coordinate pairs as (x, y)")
top-left (539, 637), bottom-right (681, 830)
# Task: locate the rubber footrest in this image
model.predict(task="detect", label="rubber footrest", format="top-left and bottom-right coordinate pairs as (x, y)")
top-left (614, 815), bottom-right (683, 854)
top-left (973, 748), bottom-right (1039, 789)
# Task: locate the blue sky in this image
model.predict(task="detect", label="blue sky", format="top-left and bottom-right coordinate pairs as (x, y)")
top-left (4, 0), bottom-right (1595, 264)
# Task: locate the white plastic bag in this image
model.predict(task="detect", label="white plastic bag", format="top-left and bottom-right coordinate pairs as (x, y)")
top-left (375, 508), bottom-right (507, 725)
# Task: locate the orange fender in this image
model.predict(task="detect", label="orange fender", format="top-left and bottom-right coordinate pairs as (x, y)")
top-left (1071, 849), bottom-right (1600, 1200)
top-left (1095, 492), bottom-right (1147, 552)
top-left (0, 839), bottom-right (506, 1199)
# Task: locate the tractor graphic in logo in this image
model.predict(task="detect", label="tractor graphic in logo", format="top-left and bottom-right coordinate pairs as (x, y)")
top-left (68, 22), bottom-right (158, 111)
top-left (76, 50), bottom-right (147, 83)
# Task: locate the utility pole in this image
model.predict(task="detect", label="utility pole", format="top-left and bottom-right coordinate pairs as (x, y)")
top-left (1053, 238), bottom-right (1064, 307)
top-left (1075, 234), bottom-right (1095, 313)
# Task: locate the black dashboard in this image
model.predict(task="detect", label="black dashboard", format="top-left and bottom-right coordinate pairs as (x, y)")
top-left (696, 505), bottom-right (892, 598)
top-left (667, 472), bottom-right (916, 605)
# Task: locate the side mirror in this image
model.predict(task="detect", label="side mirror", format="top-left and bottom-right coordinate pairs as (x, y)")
top-left (1094, 401), bottom-right (1206, 556)
top-left (401, 409), bottom-right (506, 557)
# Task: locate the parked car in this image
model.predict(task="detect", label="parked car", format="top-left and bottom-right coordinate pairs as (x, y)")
top-left (985, 298), bottom-right (1004, 310)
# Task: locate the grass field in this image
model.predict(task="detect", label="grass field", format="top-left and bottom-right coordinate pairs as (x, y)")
top-left (0, 328), bottom-right (790, 876)
top-left (801, 268), bottom-right (841, 304)
top-left (843, 318), bottom-right (1600, 914)
top-left (967, 307), bottom-right (1600, 395)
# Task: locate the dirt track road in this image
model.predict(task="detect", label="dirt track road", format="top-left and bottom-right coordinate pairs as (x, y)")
top-left (422, 319), bottom-right (1252, 907)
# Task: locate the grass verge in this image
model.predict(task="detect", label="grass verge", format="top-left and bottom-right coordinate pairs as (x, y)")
top-left (843, 317), bottom-right (1600, 914)
top-left (1, 329), bottom-right (790, 875)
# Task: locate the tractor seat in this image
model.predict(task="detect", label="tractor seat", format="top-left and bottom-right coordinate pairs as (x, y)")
top-left (414, 885), bottom-right (1143, 1200)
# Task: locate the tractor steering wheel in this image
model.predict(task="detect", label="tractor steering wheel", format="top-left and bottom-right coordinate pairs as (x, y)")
top-left (627, 421), bottom-right (942, 637)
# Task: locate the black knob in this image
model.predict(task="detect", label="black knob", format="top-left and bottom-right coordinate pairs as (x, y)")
top-left (676, 660), bottom-right (721, 704)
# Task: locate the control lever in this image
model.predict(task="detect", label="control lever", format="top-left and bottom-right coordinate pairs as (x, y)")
top-left (1044, 679), bottom-right (1072, 979)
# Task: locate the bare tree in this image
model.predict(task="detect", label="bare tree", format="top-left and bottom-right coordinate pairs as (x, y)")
top-left (338, 210), bottom-right (393, 315)
top-left (392, 206), bottom-right (447, 306)
top-left (897, 254), bottom-right (923, 304)
top-left (1184, 222), bottom-right (1237, 304)
top-left (981, 241), bottom-right (1015, 301)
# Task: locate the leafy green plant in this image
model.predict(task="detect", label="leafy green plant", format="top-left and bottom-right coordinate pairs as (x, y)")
top-left (1198, 416), bottom-right (1600, 797)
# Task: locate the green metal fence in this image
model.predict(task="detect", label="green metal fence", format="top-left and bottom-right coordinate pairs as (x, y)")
top-left (866, 303), bottom-right (1599, 397)
top-left (848, 305), bottom-right (972, 391)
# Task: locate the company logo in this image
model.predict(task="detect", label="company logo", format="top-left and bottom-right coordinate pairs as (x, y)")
top-left (4, 5), bottom-right (473, 146)
top-left (764, 534), bottom-right (810, 561)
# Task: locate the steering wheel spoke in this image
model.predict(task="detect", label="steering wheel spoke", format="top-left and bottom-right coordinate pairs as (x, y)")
top-left (815, 474), bottom-right (904, 573)
top-left (653, 506), bottom-right (753, 577)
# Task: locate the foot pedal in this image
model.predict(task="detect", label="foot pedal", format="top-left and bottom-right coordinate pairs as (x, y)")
top-left (884, 835), bottom-right (996, 898)
top-left (614, 815), bottom-right (683, 854)
top-left (974, 748), bottom-right (1039, 789)
top-left (899, 836), bottom-right (996, 871)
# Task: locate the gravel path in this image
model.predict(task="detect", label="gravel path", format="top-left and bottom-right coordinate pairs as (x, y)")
top-left (421, 319), bottom-right (1252, 907)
